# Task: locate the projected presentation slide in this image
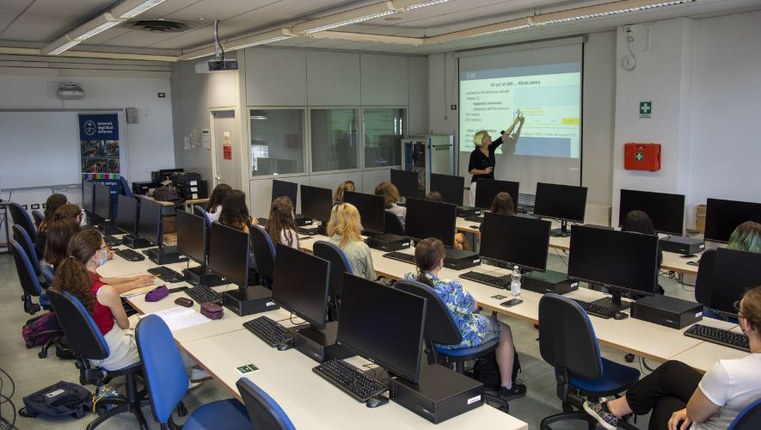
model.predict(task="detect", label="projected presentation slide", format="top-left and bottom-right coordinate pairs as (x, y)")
top-left (460, 63), bottom-right (581, 158)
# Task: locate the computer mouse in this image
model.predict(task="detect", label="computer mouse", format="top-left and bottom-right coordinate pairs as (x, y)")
top-left (366, 395), bottom-right (389, 408)
top-left (614, 312), bottom-right (628, 320)
top-left (174, 297), bottom-right (194, 307)
top-left (277, 343), bottom-right (290, 351)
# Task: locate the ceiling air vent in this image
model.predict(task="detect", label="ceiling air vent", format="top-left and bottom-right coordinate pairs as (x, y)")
top-left (124, 20), bottom-right (193, 33)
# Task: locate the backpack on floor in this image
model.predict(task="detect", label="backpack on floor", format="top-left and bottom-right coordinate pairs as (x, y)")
top-left (22, 312), bottom-right (61, 348)
top-left (472, 350), bottom-right (521, 390)
top-left (19, 381), bottom-right (93, 419)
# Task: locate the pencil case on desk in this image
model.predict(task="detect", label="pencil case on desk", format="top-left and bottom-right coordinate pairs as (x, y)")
top-left (145, 285), bottom-right (168, 302)
top-left (200, 302), bottom-right (224, 320)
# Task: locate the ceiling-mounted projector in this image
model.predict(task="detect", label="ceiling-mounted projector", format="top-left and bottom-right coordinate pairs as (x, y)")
top-left (57, 82), bottom-right (85, 99)
top-left (194, 58), bottom-right (238, 73)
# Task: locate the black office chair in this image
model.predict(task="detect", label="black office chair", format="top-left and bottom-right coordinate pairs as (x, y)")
top-left (394, 279), bottom-right (509, 412)
top-left (8, 202), bottom-right (37, 241)
top-left (538, 294), bottom-right (640, 430)
top-left (12, 224), bottom-right (47, 288)
top-left (250, 224), bottom-right (277, 288)
top-left (32, 209), bottom-right (44, 227)
top-left (384, 211), bottom-right (405, 235)
top-left (728, 397), bottom-right (761, 430)
top-left (695, 249), bottom-right (716, 307)
top-left (236, 378), bottom-right (296, 430)
top-left (46, 289), bottom-right (149, 430)
top-left (313, 240), bottom-right (354, 321)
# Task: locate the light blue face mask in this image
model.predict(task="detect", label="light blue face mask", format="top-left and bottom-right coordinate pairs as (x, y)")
top-left (98, 249), bottom-right (108, 267)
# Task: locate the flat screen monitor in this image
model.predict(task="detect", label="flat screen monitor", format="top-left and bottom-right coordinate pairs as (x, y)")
top-left (568, 225), bottom-right (659, 297)
top-left (272, 180), bottom-right (298, 206)
top-left (337, 274), bottom-right (426, 384)
top-left (343, 191), bottom-right (385, 234)
top-left (390, 169), bottom-right (422, 199)
top-left (300, 185), bottom-right (333, 223)
top-left (176, 210), bottom-right (207, 266)
top-left (208, 222), bottom-right (249, 288)
top-left (115, 195), bottom-right (138, 235)
top-left (479, 212), bottom-right (551, 272)
top-left (82, 181), bottom-right (95, 214)
top-left (534, 182), bottom-right (588, 224)
top-left (272, 244), bottom-right (330, 329)
top-left (704, 198), bottom-right (761, 243)
top-left (430, 173), bottom-right (464, 206)
top-left (404, 198), bottom-right (456, 247)
top-left (474, 179), bottom-right (519, 210)
top-left (138, 199), bottom-right (163, 246)
top-left (93, 183), bottom-right (112, 220)
top-left (618, 189), bottom-right (685, 236)
top-left (709, 248), bottom-right (761, 317)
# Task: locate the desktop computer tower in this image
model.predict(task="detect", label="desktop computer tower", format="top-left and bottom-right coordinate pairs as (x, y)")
top-left (522, 270), bottom-right (579, 295)
top-left (456, 206), bottom-right (480, 218)
top-left (660, 236), bottom-right (705, 256)
top-left (144, 246), bottom-right (188, 265)
top-left (444, 249), bottom-right (481, 270)
top-left (222, 285), bottom-right (279, 316)
top-left (630, 295), bottom-right (703, 329)
top-left (293, 322), bottom-right (352, 363)
top-left (366, 234), bottom-right (411, 252)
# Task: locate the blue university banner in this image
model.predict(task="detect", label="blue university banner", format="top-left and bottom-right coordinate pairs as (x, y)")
top-left (79, 113), bottom-right (120, 180)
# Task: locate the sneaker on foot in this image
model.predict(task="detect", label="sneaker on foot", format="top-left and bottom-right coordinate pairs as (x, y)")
top-left (583, 400), bottom-right (618, 430)
top-left (498, 382), bottom-right (527, 399)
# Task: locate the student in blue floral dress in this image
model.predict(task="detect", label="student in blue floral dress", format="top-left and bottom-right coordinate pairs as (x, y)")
top-left (404, 237), bottom-right (526, 398)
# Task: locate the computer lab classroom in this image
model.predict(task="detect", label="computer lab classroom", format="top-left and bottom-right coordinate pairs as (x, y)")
top-left (2, 1), bottom-right (761, 429)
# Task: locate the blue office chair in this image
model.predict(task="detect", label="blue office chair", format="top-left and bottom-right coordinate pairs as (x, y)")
top-left (119, 176), bottom-right (134, 198)
top-left (8, 202), bottom-right (37, 241)
top-left (46, 289), bottom-right (148, 430)
top-left (728, 397), bottom-right (761, 430)
top-left (193, 205), bottom-right (212, 226)
top-left (12, 224), bottom-right (47, 287)
top-left (538, 294), bottom-right (640, 430)
top-left (384, 211), bottom-right (405, 236)
top-left (394, 279), bottom-right (509, 412)
top-left (236, 378), bottom-right (296, 430)
top-left (250, 224), bottom-right (277, 288)
top-left (313, 240), bottom-right (353, 321)
top-left (10, 239), bottom-right (49, 315)
top-left (40, 262), bottom-right (55, 285)
top-left (136, 315), bottom-right (251, 430)
top-left (32, 209), bottom-right (44, 227)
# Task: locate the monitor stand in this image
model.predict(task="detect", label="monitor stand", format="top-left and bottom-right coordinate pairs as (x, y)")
top-left (222, 285), bottom-right (278, 316)
top-left (550, 220), bottom-right (571, 238)
top-left (143, 245), bottom-right (188, 265)
top-left (591, 291), bottom-right (630, 311)
top-left (183, 265), bottom-right (227, 287)
top-left (294, 321), bottom-right (352, 363)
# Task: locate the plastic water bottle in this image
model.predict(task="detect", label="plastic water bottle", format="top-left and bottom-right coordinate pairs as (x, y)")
top-left (510, 265), bottom-right (522, 297)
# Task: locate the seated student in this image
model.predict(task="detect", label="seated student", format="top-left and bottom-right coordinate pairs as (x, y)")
top-left (728, 221), bottom-right (761, 253)
top-left (490, 192), bottom-right (515, 215)
top-left (622, 210), bottom-right (665, 294)
top-left (375, 182), bottom-right (406, 226)
top-left (333, 180), bottom-right (355, 205)
top-left (426, 191), bottom-right (471, 251)
top-left (327, 203), bottom-right (376, 280)
top-left (265, 196), bottom-right (299, 249)
top-left (204, 183), bottom-right (232, 223)
top-left (584, 285), bottom-right (761, 430)
top-left (404, 238), bottom-right (526, 398)
top-left (54, 203), bottom-right (85, 226)
top-left (218, 189), bottom-right (257, 232)
top-left (34, 194), bottom-right (68, 259)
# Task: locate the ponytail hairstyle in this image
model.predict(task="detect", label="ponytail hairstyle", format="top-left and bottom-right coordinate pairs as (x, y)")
top-left (39, 194), bottom-right (68, 232)
top-left (51, 229), bottom-right (103, 312)
top-left (205, 183), bottom-right (232, 213)
top-left (490, 192), bottom-right (515, 216)
top-left (44, 218), bottom-right (81, 270)
top-left (219, 189), bottom-right (252, 231)
top-left (266, 196), bottom-right (298, 248)
top-left (414, 237), bottom-right (446, 287)
top-left (728, 221), bottom-right (761, 254)
top-left (334, 181), bottom-right (355, 204)
top-left (327, 203), bottom-right (363, 248)
top-left (374, 182), bottom-right (400, 209)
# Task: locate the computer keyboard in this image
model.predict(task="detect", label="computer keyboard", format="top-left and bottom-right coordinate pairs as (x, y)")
top-left (464, 215), bottom-right (484, 223)
top-left (114, 248), bottom-right (145, 262)
top-left (571, 299), bottom-right (618, 319)
top-left (313, 359), bottom-right (387, 402)
top-left (243, 316), bottom-right (293, 347)
top-left (460, 271), bottom-right (511, 289)
top-left (383, 251), bottom-right (416, 264)
top-left (104, 235), bottom-right (122, 247)
top-left (147, 266), bottom-right (184, 283)
top-left (684, 324), bottom-right (750, 352)
top-left (185, 284), bottom-right (222, 304)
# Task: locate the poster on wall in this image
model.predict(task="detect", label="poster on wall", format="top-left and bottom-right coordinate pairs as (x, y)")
top-left (79, 113), bottom-right (121, 216)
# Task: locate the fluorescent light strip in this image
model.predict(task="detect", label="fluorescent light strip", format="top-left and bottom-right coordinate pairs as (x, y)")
top-left (73, 20), bottom-right (123, 41)
top-left (393, 0), bottom-right (451, 11)
top-left (534, 0), bottom-right (696, 25)
top-left (309, 30), bottom-right (424, 45)
top-left (225, 28), bottom-right (295, 51)
top-left (301, 10), bottom-right (398, 34)
top-left (292, 2), bottom-right (399, 35)
top-left (113, 0), bottom-right (168, 19)
top-left (44, 37), bottom-right (81, 56)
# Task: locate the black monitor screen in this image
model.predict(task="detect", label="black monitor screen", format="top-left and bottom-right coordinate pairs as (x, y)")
top-left (568, 225), bottom-right (659, 295)
top-left (272, 244), bottom-right (330, 329)
top-left (704, 198), bottom-right (761, 243)
top-left (115, 195), bottom-right (138, 235)
top-left (534, 182), bottom-right (587, 224)
top-left (343, 191), bottom-right (385, 234)
top-left (430, 173), bottom-right (464, 206)
top-left (405, 198), bottom-right (456, 247)
top-left (208, 222), bottom-right (249, 288)
top-left (82, 181), bottom-right (94, 214)
top-left (93, 183), bottom-right (112, 220)
top-left (176, 210), bottom-right (206, 266)
top-left (338, 274), bottom-right (426, 384)
top-left (390, 169), bottom-right (422, 199)
top-left (138, 199), bottom-right (163, 246)
top-left (710, 248), bottom-right (761, 316)
top-left (475, 179), bottom-right (519, 210)
top-left (300, 185), bottom-right (333, 223)
top-left (618, 189), bottom-right (685, 236)
top-left (479, 212), bottom-right (550, 271)
top-left (272, 180), bottom-right (298, 206)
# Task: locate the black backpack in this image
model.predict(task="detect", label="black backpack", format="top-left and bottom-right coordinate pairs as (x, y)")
top-left (472, 350), bottom-right (521, 389)
top-left (19, 381), bottom-right (93, 419)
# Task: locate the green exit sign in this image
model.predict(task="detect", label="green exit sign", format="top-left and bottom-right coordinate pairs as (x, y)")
top-left (640, 101), bottom-right (652, 118)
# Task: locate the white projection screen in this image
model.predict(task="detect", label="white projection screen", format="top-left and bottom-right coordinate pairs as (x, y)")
top-left (458, 39), bottom-right (583, 195)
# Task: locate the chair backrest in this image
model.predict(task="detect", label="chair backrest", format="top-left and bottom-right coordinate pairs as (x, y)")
top-left (46, 289), bottom-right (109, 360)
top-left (695, 249), bottom-right (716, 307)
top-left (32, 210), bottom-right (44, 227)
top-left (250, 224), bottom-right (276, 287)
top-left (119, 176), bottom-right (133, 198)
top-left (193, 205), bottom-right (212, 228)
top-left (9, 239), bottom-right (43, 298)
top-left (394, 279), bottom-right (461, 346)
top-left (313, 240), bottom-right (353, 320)
top-left (236, 378), bottom-right (296, 430)
top-left (8, 202), bottom-right (36, 241)
top-left (135, 315), bottom-right (188, 425)
top-left (12, 224), bottom-right (42, 276)
top-left (728, 397), bottom-right (761, 430)
top-left (41, 263), bottom-right (55, 284)
top-left (384, 211), bottom-right (405, 236)
top-left (538, 294), bottom-right (603, 380)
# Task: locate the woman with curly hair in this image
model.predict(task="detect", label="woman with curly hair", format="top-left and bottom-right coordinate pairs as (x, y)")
top-left (265, 196), bottom-right (299, 249)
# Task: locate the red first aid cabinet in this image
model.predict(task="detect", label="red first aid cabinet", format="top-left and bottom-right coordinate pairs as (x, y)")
top-left (624, 143), bottom-right (661, 171)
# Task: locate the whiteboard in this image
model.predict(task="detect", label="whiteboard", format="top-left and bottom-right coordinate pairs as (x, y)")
top-left (0, 111), bottom-right (123, 190)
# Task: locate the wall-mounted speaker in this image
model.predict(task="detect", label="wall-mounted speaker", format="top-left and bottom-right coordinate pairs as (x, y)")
top-left (126, 107), bottom-right (138, 124)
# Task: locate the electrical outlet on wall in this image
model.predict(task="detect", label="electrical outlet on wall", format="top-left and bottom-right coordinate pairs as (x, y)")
top-left (22, 205), bottom-right (28, 210)
top-left (42, 203), bottom-right (46, 209)
top-left (31, 204), bottom-right (40, 209)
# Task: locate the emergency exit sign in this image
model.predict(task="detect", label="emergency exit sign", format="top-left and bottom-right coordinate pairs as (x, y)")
top-left (640, 101), bottom-right (652, 118)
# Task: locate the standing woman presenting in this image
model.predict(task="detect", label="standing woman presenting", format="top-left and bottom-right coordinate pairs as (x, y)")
top-left (468, 113), bottom-right (525, 206)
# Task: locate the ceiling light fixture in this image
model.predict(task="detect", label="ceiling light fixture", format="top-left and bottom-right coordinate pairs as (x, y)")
top-left (42, 36), bottom-right (81, 56)
top-left (225, 28), bottom-right (295, 51)
top-left (292, 2), bottom-right (400, 35)
top-left (112, 0), bottom-right (168, 19)
top-left (393, 0), bottom-right (451, 11)
top-left (533, 0), bottom-right (697, 25)
top-left (425, 17), bottom-right (533, 45)
top-left (43, 13), bottom-right (124, 55)
top-left (308, 30), bottom-right (424, 45)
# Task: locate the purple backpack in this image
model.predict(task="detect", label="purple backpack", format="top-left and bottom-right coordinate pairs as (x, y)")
top-left (22, 312), bottom-right (61, 348)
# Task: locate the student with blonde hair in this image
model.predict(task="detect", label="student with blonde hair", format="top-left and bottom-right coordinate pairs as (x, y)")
top-left (333, 180), bottom-right (355, 205)
top-left (327, 203), bottom-right (376, 280)
top-left (468, 113), bottom-right (525, 206)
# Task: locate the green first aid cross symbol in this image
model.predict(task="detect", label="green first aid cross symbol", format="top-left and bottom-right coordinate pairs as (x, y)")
top-left (635, 152), bottom-right (644, 161)
top-left (640, 101), bottom-right (652, 115)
